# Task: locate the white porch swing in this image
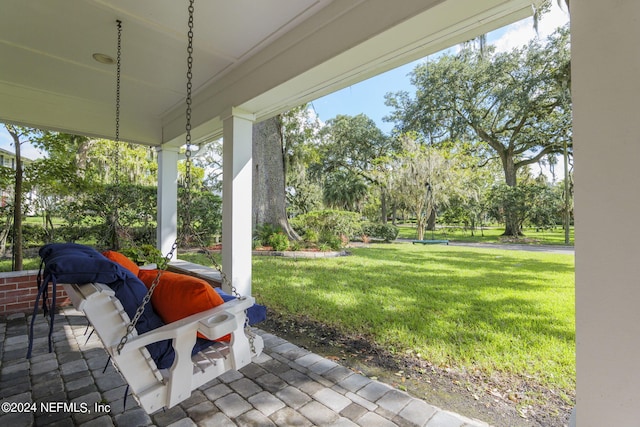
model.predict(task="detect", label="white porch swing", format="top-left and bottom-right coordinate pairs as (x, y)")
top-left (28, 1), bottom-right (264, 414)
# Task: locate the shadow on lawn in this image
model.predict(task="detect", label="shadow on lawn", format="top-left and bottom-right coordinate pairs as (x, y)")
top-left (249, 244), bottom-right (575, 427)
top-left (252, 244), bottom-right (575, 385)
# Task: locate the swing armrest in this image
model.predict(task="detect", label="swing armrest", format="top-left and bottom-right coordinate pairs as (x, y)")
top-left (115, 296), bottom-right (254, 354)
top-left (63, 282), bottom-right (116, 312)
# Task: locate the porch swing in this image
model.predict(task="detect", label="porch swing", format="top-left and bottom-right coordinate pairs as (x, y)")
top-left (27, 2), bottom-right (264, 414)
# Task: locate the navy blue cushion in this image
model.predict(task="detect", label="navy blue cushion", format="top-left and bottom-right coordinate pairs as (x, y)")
top-left (44, 254), bottom-right (125, 285)
top-left (39, 242), bottom-right (103, 260)
top-left (105, 268), bottom-right (176, 369)
top-left (33, 244), bottom-right (176, 369)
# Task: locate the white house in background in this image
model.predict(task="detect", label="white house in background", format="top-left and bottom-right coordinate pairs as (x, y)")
top-left (0, 146), bottom-right (34, 169)
top-left (0, 146), bottom-right (35, 212)
top-left (0, 1), bottom-right (638, 425)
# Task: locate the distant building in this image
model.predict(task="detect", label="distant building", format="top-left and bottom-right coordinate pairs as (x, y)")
top-left (0, 147), bottom-right (34, 209)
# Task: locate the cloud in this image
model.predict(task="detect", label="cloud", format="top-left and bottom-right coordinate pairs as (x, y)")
top-left (491, 2), bottom-right (569, 52)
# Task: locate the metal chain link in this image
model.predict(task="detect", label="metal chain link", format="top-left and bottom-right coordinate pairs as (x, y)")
top-left (114, 20), bottom-right (122, 183)
top-left (115, 20), bottom-right (122, 145)
top-left (117, 0), bottom-right (254, 355)
top-left (185, 226), bottom-right (256, 354)
top-left (180, 0), bottom-right (254, 353)
top-left (183, 0), bottom-right (194, 232)
top-left (116, 241), bottom-right (178, 354)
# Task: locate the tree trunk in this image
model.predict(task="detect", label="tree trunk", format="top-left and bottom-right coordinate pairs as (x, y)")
top-left (380, 188), bottom-right (388, 224)
top-left (0, 216), bottom-right (12, 258)
top-left (426, 209), bottom-right (436, 231)
top-left (7, 127), bottom-right (23, 270)
top-left (502, 154), bottom-right (523, 237)
top-left (416, 216), bottom-right (426, 240)
top-left (252, 117), bottom-right (300, 240)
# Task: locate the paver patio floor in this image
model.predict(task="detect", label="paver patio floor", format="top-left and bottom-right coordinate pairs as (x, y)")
top-left (0, 308), bottom-right (491, 427)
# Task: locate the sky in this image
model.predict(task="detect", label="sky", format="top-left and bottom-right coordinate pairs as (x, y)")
top-left (310, 2), bottom-right (570, 133)
top-left (0, 3), bottom-right (569, 160)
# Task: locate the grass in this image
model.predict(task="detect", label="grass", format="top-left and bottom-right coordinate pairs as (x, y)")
top-left (396, 224), bottom-right (574, 245)
top-left (0, 257), bottom-right (41, 271)
top-left (184, 243), bottom-right (575, 403)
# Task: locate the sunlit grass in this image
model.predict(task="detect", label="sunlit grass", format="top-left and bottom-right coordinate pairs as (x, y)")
top-left (396, 223), bottom-right (574, 245)
top-left (184, 243), bottom-right (575, 401)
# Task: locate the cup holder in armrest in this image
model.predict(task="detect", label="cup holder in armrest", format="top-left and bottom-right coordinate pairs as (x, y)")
top-left (197, 312), bottom-right (236, 340)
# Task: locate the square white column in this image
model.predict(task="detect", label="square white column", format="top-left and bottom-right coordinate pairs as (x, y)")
top-left (573, 0), bottom-right (640, 424)
top-left (222, 108), bottom-right (255, 295)
top-left (157, 146), bottom-right (179, 257)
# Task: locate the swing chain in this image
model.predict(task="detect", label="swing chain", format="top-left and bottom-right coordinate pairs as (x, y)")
top-left (185, 229), bottom-right (256, 355)
top-left (181, 0), bottom-right (242, 301)
top-left (115, 20), bottom-right (122, 144)
top-left (117, 0), bottom-right (254, 356)
top-left (183, 0), bottom-right (194, 230)
top-left (116, 241), bottom-right (178, 354)
top-left (112, 20), bottom-right (122, 241)
top-left (116, 0), bottom-right (194, 353)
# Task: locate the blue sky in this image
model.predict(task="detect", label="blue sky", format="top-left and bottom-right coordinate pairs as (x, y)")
top-left (0, 3), bottom-right (568, 159)
top-left (311, 3), bottom-right (569, 134)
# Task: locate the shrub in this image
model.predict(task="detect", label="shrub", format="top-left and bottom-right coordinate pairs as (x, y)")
top-left (303, 230), bottom-right (320, 243)
top-left (21, 224), bottom-right (47, 248)
top-left (121, 244), bottom-right (164, 266)
top-left (319, 231), bottom-right (342, 251)
top-left (304, 229), bottom-right (319, 243)
top-left (289, 240), bottom-right (301, 251)
top-left (131, 225), bottom-right (157, 246)
top-left (179, 190), bottom-right (222, 247)
top-left (290, 210), bottom-right (361, 242)
top-left (254, 223), bottom-right (281, 246)
top-left (268, 232), bottom-right (290, 251)
top-left (252, 238), bottom-right (261, 250)
top-left (361, 222), bottom-right (399, 242)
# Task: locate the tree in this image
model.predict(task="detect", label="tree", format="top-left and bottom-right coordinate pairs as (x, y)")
top-left (27, 132), bottom-right (89, 241)
top-left (3, 125), bottom-right (39, 270)
top-left (390, 135), bottom-right (452, 240)
top-left (0, 160), bottom-right (14, 258)
top-left (193, 139), bottom-right (223, 193)
top-left (487, 177), bottom-right (563, 235)
top-left (385, 25), bottom-right (571, 236)
top-left (252, 115), bottom-right (300, 240)
top-left (281, 106), bottom-right (323, 217)
top-left (322, 170), bottom-right (368, 212)
top-left (315, 114), bottom-right (395, 221)
top-left (440, 146), bottom-right (500, 235)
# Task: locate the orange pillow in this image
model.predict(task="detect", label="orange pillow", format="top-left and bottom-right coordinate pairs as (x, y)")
top-left (102, 250), bottom-right (140, 276)
top-left (137, 269), bottom-right (229, 341)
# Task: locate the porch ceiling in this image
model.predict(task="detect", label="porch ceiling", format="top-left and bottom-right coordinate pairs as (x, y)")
top-left (0, 0), bottom-right (538, 147)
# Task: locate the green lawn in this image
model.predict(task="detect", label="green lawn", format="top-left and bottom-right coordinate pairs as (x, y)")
top-left (185, 243), bottom-right (575, 404)
top-left (397, 224), bottom-right (574, 245)
top-left (0, 257), bottom-right (41, 271)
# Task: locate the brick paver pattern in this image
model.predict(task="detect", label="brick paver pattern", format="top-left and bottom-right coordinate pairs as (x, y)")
top-left (0, 308), bottom-right (491, 427)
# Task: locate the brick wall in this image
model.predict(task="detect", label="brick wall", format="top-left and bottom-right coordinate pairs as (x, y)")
top-left (0, 270), bottom-right (70, 317)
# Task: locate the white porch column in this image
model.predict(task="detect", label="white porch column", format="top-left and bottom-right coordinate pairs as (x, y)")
top-left (573, 1), bottom-right (640, 425)
top-left (157, 146), bottom-right (179, 257)
top-left (221, 108), bottom-right (255, 295)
